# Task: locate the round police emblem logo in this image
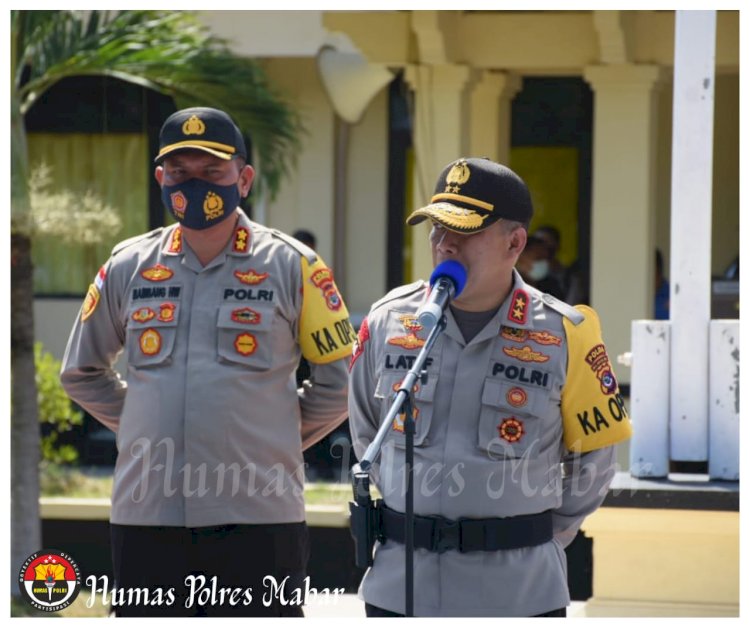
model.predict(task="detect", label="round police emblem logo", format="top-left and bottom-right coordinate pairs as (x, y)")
top-left (18, 549), bottom-right (82, 612)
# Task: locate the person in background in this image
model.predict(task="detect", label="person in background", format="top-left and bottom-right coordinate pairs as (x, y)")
top-left (532, 225), bottom-right (568, 295)
top-left (516, 234), bottom-right (566, 299)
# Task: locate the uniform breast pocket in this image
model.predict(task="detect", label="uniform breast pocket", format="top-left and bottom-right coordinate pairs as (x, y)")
top-left (216, 303), bottom-right (274, 371)
top-left (375, 371), bottom-right (435, 448)
top-left (126, 303), bottom-right (180, 368)
top-left (478, 377), bottom-right (546, 459)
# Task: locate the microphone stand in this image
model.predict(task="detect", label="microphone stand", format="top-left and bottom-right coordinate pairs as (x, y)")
top-left (351, 315), bottom-right (448, 617)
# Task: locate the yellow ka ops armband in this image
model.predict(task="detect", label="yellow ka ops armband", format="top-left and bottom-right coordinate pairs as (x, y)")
top-left (299, 256), bottom-right (356, 364)
top-left (561, 305), bottom-right (632, 452)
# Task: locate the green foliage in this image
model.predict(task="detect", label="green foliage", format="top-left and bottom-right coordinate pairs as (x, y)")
top-left (11, 10), bottom-right (303, 201)
top-left (35, 343), bottom-right (83, 464)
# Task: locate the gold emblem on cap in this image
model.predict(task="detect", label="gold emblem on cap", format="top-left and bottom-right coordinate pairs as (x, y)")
top-left (182, 115), bottom-right (206, 136)
top-left (444, 159), bottom-right (471, 194)
top-left (433, 204), bottom-right (487, 231)
top-left (203, 191), bottom-right (225, 220)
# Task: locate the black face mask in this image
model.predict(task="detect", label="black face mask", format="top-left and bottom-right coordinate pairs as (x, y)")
top-left (161, 178), bottom-right (240, 230)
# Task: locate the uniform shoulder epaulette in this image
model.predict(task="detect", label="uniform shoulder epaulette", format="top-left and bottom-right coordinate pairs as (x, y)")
top-left (370, 280), bottom-right (425, 313)
top-left (535, 290), bottom-right (585, 325)
top-left (270, 228), bottom-right (318, 264)
top-left (111, 227), bottom-right (164, 257)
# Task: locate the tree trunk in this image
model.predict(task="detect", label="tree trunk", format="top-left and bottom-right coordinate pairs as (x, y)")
top-left (10, 232), bottom-right (41, 597)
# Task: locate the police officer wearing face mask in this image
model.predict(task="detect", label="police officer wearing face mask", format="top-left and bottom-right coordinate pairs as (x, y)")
top-left (61, 107), bottom-right (355, 617)
top-left (348, 157), bottom-right (631, 617)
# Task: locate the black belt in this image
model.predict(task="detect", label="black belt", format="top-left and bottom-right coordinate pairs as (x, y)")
top-left (379, 504), bottom-right (553, 553)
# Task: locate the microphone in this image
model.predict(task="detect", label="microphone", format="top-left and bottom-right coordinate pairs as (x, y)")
top-left (417, 260), bottom-right (468, 329)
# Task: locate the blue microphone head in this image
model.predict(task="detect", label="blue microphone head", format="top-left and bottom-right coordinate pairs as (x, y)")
top-left (430, 260), bottom-right (468, 297)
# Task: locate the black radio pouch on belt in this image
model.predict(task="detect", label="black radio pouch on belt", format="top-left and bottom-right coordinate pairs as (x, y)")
top-left (349, 469), bottom-right (382, 569)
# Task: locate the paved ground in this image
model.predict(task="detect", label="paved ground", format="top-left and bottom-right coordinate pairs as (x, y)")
top-left (304, 594), bottom-right (587, 617)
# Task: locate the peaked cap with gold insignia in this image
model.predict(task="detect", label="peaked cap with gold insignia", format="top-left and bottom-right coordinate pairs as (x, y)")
top-left (407, 157), bottom-right (533, 234)
top-left (155, 107), bottom-right (247, 163)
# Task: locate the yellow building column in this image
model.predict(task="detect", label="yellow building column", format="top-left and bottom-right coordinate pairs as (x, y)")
top-left (469, 71), bottom-right (522, 165)
top-left (582, 64), bottom-right (667, 375)
top-left (404, 63), bottom-right (473, 281)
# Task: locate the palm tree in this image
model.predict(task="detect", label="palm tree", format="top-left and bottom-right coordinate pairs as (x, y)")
top-left (10, 10), bottom-right (303, 595)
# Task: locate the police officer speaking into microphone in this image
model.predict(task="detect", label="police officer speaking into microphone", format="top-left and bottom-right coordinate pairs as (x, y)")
top-left (61, 107), bottom-right (354, 617)
top-left (348, 157), bottom-right (631, 617)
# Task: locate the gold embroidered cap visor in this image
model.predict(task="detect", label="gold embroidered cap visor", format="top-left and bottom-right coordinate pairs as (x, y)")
top-left (406, 157), bottom-right (533, 234)
top-left (406, 199), bottom-right (497, 234)
top-left (155, 107), bottom-right (247, 164)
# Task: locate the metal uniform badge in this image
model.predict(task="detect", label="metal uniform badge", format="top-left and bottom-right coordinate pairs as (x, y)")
top-left (141, 264), bottom-right (174, 282)
top-left (502, 345), bottom-right (550, 363)
top-left (528, 330), bottom-right (562, 346)
top-left (234, 269), bottom-right (269, 285)
top-left (501, 326), bottom-right (528, 342)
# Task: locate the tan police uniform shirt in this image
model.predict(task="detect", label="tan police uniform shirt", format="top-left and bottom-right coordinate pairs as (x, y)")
top-left (61, 210), bottom-right (355, 528)
top-left (348, 269), bottom-right (631, 616)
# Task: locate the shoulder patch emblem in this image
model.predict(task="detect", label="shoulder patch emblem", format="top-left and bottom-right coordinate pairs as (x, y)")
top-left (310, 267), bottom-right (343, 311)
top-left (141, 264), bottom-right (173, 282)
top-left (234, 269), bottom-right (269, 285)
top-left (503, 345), bottom-right (550, 363)
top-left (508, 288), bottom-right (530, 325)
top-left (81, 284), bottom-right (100, 321)
top-left (585, 343), bottom-right (618, 395)
top-left (349, 317), bottom-right (370, 371)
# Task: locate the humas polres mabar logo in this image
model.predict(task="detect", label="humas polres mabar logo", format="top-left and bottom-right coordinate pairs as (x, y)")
top-left (18, 549), bottom-right (82, 612)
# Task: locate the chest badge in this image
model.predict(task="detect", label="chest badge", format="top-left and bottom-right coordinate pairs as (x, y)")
top-left (157, 302), bottom-right (176, 323)
top-left (139, 329), bottom-right (162, 355)
top-left (231, 307), bottom-right (261, 324)
top-left (388, 335), bottom-right (426, 350)
top-left (234, 332), bottom-right (258, 356)
top-left (498, 417), bottom-right (525, 443)
top-left (506, 387), bottom-right (528, 408)
top-left (503, 345), bottom-right (550, 363)
top-left (528, 330), bottom-right (562, 346)
top-left (141, 264), bottom-right (174, 282)
top-left (234, 269), bottom-right (269, 285)
top-left (132, 307), bottom-right (156, 324)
